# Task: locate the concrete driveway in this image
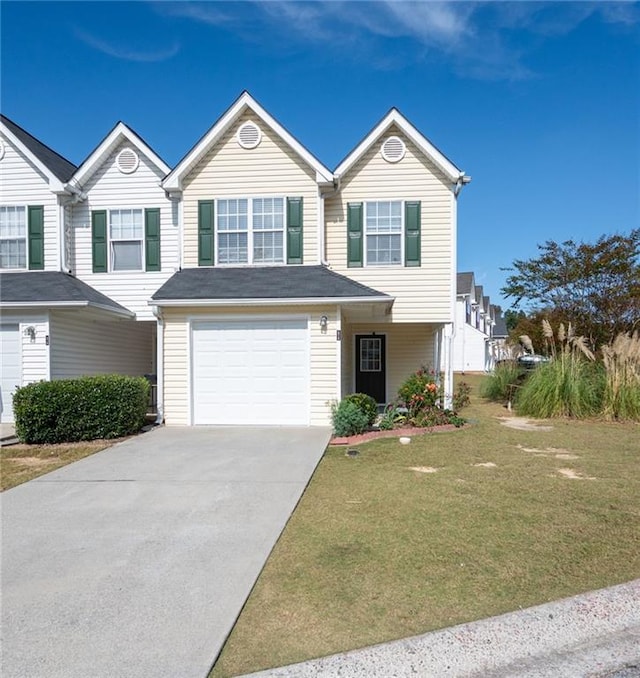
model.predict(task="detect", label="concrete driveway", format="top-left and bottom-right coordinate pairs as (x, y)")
top-left (1, 426), bottom-right (331, 678)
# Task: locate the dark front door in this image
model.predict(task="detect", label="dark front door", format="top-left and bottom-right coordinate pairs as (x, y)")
top-left (355, 334), bottom-right (386, 403)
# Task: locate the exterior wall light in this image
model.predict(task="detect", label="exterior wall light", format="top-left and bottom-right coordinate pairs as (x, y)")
top-left (319, 315), bottom-right (328, 329)
top-left (24, 326), bottom-right (36, 343)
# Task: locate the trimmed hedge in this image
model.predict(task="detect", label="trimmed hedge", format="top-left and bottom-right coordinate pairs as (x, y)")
top-left (13, 375), bottom-right (150, 444)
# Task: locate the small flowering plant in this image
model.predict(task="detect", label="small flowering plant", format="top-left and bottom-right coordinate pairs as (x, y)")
top-left (397, 368), bottom-right (443, 416)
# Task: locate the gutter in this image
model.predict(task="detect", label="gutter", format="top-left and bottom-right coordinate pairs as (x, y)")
top-left (149, 295), bottom-right (394, 308)
top-left (151, 305), bottom-right (164, 425)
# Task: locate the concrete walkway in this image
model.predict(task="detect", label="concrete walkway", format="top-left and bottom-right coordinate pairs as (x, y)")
top-left (1, 425), bottom-right (331, 678)
top-left (243, 579), bottom-right (640, 677)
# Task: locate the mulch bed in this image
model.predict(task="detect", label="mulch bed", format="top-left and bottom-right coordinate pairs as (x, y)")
top-left (331, 424), bottom-right (464, 446)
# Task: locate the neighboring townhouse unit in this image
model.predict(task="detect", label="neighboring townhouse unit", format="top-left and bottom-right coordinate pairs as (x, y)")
top-left (453, 271), bottom-right (507, 372)
top-left (0, 117), bottom-right (171, 423)
top-left (153, 92), bottom-right (470, 426)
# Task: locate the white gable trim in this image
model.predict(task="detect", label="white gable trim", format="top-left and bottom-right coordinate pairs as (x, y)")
top-left (335, 109), bottom-right (466, 184)
top-left (0, 120), bottom-right (68, 194)
top-left (71, 122), bottom-right (171, 188)
top-left (162, 92), bottom-right (334, 192)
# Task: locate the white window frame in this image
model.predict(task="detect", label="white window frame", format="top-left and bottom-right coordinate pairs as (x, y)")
top-left (108, 208), bottom-right (145, 273)
top-left (364, 199), bottom-right (404, 267)
top-left (0, 205), bottom-right (28, 270)
top-left (215, 196), bottom-right (286, 266)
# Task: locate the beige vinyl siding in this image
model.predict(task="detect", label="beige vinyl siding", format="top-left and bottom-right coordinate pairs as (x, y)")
top-left (72, 140), bottom-right (178, 320)
top-left (326, 125), bottom-right (454, 323)
top-left (49, 311), bottom-right (154, 379)
top-left (0, 138), bottom-right (60, 271)
top-left (182, 110), bottom-right (319, 268)
top-left (162, 305), bottom-right (337, 426)
top-left (344, 322), bottom-right (436, 401)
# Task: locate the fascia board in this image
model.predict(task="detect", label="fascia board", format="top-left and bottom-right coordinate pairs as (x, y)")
top-left (72, 123), bottom-right (170, 187)
top-left (162, 92), bottom-right (333, 192)
top-left (0, 122), bottom-right (70, 192)
top-left (335, 110), bottom-right (463, 183)
top-left (150, 296), bottom-right (394, 307)
top-left (0, 299), bottom-right (134, 318)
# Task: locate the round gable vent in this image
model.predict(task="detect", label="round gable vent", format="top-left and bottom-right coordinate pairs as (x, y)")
top-left (237, 122), bottom-right (261, 149)
top-left (381, 136), bottom-right (406, 163)
top-left (116, 147), bottom-right (139, 174)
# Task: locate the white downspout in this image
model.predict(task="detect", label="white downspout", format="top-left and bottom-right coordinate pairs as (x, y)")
top-left (152, 305), bottom-right (164, 424)
top-left (443, 323), bottom-right (454, 409)
top-left (318, 188), bottom-right (328, 266)
top-left (336, 304), bottom-right (342, 400)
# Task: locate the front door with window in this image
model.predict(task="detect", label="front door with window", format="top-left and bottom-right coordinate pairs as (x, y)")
top-left (355, 334), bottom-right (386, 404)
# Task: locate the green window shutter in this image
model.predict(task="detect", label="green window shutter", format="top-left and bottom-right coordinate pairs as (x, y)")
top-left (347, 202), bottom-right (363, 267)
top-left (145, 208), bottom-right (161, 272)
top-left (404, 201), bottom-right (421, 267)
top-left (286, 197), bottom-right (303, 264)
top-left (27, 205), bottom-right (44, 270)
top-left (91, 210), bottom-right (108, 273)
top-left (198, 200), bottom-right (215, 266)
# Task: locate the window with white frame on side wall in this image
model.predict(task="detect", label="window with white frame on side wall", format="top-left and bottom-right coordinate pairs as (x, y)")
top-left (0, 205), bottom-right (44, 270)
top-left (91, 207), bottom-right (161, 273)
top-left (346, 199), bottom-right (421, 268)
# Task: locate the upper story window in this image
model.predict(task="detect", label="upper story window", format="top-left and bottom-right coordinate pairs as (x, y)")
top-left (217, 197), bottom-right (284, 265)
top-left (465, 300), bottom-right (471, 325)
top-left (110, 209), bottom-right (143, 271)
top-left (91, 207), bottom-right (160, 274)
top-left (0, 206), bottom-right (26, 269)
top-left (347, 199), bottom-right (420, 269)
top-left (365, 201), bottom-right (402, 266)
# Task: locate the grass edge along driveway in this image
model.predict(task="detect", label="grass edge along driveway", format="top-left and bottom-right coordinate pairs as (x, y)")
top-left (211, 379), bottom-right (640, 677)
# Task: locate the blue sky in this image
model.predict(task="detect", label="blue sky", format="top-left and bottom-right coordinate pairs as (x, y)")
top-left (2, 1), bottom-right (639, 310)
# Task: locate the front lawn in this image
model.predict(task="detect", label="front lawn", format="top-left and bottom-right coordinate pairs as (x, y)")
top-left (211, 375), bottom-right (640, 676)
top-left (1, 441), bottom-right (111, 491)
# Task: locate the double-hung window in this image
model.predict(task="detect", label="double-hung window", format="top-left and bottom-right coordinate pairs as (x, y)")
top-left (110, 209), bottom-right (143, 271)
top-left (0, 206), bottom-right (26, 269)
top-left (217, 197), bottom-right (285, 265)
top-left (365, 201), bottom-right (403, 266)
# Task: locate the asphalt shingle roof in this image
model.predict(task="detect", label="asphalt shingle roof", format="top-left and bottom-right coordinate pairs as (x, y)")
top-left (0, 272), bottom-right (130, 314)
top-left (152, 266), bottom-right (390, 301)
top-left (456, 272), bottom-right (474, 295)
top-left (1, 115), bottom-right (77, 182)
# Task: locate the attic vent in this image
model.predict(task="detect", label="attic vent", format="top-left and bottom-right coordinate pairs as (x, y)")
top-left (381, 136), bottom-right (406, 163)
top-left (0, 138), bottom-right (5, 161)
top-left (237, 122), bottom-right (261, 149)
top-left (116, 147), bottom-right (139, 174)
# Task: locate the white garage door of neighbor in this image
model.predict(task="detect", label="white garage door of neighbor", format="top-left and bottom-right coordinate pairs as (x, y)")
top-left (192, 318), bottom-right (310, 425)
top-left (1, 324), bottom-right (21, 423)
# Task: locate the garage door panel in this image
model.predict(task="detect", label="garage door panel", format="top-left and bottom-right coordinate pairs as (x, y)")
top-left (192, 318), bottom-right (309, 426)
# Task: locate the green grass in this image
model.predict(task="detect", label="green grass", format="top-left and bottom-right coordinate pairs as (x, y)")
top-left (1, 440), bottom-right (112, 491)
top-left (210, 375), bottom-right (640, 677)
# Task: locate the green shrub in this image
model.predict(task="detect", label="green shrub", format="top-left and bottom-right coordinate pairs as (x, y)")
top-left (480, 362), bottom-right (526, 402)
top-left (378, 403), bottom-right (408, 430)
top-left (398, 368), bottom-right (441, 413)
top-left (331, 400), bottom-right (370, 437)
top-left (411, 407), bottom-right (465, 428)
top-left (13, 375), bottom-right (150, 444)
top-left (343, 393), bottom-right (378, 425)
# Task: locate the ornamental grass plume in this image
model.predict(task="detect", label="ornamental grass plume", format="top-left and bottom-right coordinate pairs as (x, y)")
top-left (601, 331), bottom-right (640, 421)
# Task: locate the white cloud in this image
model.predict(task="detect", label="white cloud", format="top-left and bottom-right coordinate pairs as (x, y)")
top-left (74, 27), bottom-right (180, 63)
top-left (156, 1), bottom-right (639, 80)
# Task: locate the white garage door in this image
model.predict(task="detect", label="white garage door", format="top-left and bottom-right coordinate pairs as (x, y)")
top-left (1, 325), bottom-right (21, 423)
top-left (192, 318), bottom-right (309, 425)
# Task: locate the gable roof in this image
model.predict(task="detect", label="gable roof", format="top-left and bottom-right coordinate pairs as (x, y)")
top-left (71, 121), bottom-right (170, 187)
top-left (474, 285), bottom-right (485, 310)
top-left (162, 91), bottom-right (334, 192)
top-left (151, 265), bottom-right (392, 306)
top-left (456, 272), bottom-right (475, 296)
top-left (0, 114), bottom-right (77, 186)
top-left (492, 305), bottom-right (508, 338)
top-left (0, 272), bottom-right (134, 317)
top-left (334, 108), bottom-right (469, 185)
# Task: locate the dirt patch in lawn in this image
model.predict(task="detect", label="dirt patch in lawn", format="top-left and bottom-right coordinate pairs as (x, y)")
top-left (516, 445), bottom-right (580, 459)
top-left (474, 462), bottom-right (497, 468)
top-left (557, 468), bottom-right (596, 480)
top-left (10, 456), bottom-right (59, 467)
top-left (498, 417), bottom-right (553, 431)
top-left (407, 466), bottom-right (439, 474)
